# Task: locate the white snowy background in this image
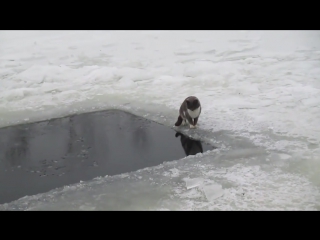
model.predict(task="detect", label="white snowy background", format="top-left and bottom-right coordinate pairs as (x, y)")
top-left (0, 30), bottom-right (320, 210)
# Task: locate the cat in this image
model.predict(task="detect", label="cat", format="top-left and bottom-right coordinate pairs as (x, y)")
top-left (174, 96), bottom-right (201, 129)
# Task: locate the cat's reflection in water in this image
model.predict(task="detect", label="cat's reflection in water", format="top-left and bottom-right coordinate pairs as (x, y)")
top-left (175, 132), bottom-right (203, 156)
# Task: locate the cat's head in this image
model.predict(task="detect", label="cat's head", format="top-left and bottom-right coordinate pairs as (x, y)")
top-left (186, 96), bottom-right (200, 111)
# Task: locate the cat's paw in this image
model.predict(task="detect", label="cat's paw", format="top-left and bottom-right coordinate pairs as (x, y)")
top-left (189, 125), bottom-right (196, 129)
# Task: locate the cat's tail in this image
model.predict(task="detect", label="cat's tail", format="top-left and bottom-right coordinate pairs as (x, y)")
top-left (174, 115), bottom-right (183, 126)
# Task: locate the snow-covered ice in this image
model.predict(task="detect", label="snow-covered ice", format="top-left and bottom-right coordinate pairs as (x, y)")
top-left (0, 30), bottom-right (320, 210)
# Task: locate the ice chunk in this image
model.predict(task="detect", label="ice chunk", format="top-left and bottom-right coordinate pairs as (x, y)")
top-left (202, 183), bottom-right (224, 202)
top-left (184, 178), bottom-right (203, 190)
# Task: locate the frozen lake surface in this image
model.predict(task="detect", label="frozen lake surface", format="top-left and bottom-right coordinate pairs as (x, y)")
top-left (0, 30), bottom-right (320, 210)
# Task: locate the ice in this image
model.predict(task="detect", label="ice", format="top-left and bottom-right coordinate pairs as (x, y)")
top-left (202, 183), bottom-right (224, 202)
top-left (184, 178), bottom-right (203, 190)
top-left (1, 153), bottom-right (319, 211)
top-left (1, 30), bottom-right (320, 210)
top-left (79, 205), bottom-right (96, 211)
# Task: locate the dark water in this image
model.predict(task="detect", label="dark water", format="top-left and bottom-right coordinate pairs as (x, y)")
top-left (0, 110), bottom-right (214, 204)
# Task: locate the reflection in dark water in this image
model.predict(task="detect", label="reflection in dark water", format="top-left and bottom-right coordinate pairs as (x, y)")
top-left (175, 132), bottom-right (206, 156)
top-left (4, 128), bottom-right (29, 167)
top-left (0, 110), bottom-right (213, 204)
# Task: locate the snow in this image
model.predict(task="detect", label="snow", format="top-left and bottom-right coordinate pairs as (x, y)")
top-left (1, 30), bottom-right (320, 210)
